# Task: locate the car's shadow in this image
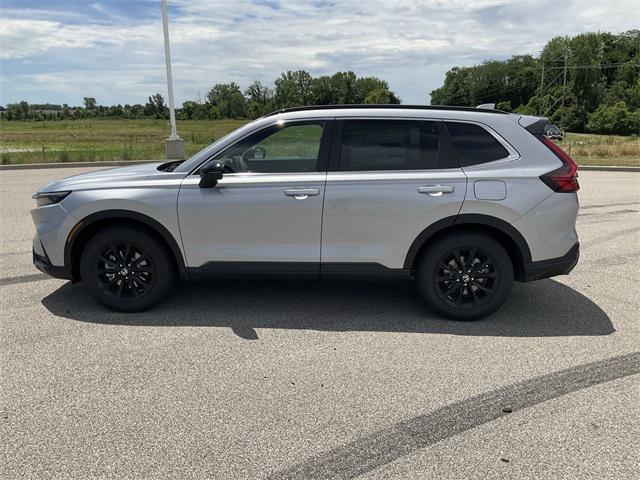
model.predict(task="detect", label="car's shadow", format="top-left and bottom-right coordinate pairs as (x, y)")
top-left (41, 279), bottom-right (614, 340)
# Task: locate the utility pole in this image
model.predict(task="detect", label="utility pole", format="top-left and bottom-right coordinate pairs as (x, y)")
top-left (538, 60), bottom-right (545, 117)
top-left (161, 0), bottom-right (184, 160)
top-left (560, 55), bottom-right (568, 129)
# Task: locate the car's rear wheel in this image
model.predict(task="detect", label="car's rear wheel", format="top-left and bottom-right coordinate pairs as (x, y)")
top-left (416, 232), bottom-right (513, 320)
top-left (79, 226), bottom-right (175, 312)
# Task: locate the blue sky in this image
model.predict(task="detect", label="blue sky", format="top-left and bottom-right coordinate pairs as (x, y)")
top-left (1, 0), bottom-right (637, 106)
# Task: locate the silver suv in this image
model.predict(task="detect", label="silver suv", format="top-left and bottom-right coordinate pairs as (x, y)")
top-left (32, 105), bottom-right (580, 320)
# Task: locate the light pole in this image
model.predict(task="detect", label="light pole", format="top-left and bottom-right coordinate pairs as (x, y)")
top-left (161, 0), bottom-right (184, 160)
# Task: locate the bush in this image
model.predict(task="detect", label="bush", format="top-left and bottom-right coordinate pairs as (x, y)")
top-left (586, 102), bottom-right (640, 136)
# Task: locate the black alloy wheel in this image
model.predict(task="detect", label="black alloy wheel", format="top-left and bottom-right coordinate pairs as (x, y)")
top-left (416, 232), bottom-right (514, 320)
top-left (96, 242), bottom-right (155, 299)
top-left (434, 247), bottom-right (498, 309)
top-left (80, 226), bottom-right (174, 312)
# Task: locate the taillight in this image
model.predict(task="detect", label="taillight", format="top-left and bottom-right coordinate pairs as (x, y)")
top-left (539, 136), bottom-right (579, 192)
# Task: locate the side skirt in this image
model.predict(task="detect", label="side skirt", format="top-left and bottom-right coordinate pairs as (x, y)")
top-left (187, 262), bottom-right (413, 282)
top-left (321, 263), bottom-right (413, 282)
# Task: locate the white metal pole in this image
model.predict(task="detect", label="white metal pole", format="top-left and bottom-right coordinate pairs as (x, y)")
top-left (161, 0), bottom-right (179, 140)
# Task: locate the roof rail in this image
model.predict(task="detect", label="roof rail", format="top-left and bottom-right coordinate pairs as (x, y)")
top-left (264, 104), bottom-right (508, 117)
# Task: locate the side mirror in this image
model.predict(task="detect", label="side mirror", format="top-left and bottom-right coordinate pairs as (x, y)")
top-left (199, 161), bottom-right (224, 188)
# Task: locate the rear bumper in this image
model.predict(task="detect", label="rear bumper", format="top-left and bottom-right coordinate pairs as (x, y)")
top-left (521, 242), bottom-right (579, 282)
top-left (33, 249), bottom-right (72, 280)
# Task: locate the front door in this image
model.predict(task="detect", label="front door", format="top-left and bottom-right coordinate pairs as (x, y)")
top-left (178, 120), bottom-right (332, 275)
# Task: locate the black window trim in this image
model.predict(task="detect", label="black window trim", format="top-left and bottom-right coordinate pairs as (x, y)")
top-left (193, 118), bottom-right (334, 175)
top-left (328, 117), bottom-right (460, 173)
top-left (444, 119), bottom-right (520, 168)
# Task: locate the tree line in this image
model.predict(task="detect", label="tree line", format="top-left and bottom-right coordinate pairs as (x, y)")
top-left (430, 30), bottom-right (639, 135)
top-left (3, 31), bottom-right (638, 136)
top-left (0, 70), bottom-right (399, 122)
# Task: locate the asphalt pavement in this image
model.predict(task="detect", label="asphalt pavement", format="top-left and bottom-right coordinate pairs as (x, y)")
top-left (1, 167), bottom-right (639, 479)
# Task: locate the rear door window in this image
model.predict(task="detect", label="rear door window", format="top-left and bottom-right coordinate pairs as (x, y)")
top-left (339, 120), bottom-right (441, 171)
top-left (445, 122), bottom-right (509, 166)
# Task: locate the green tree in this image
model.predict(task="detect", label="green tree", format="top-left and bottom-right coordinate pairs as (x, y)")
top-left (245, 81), bottom-right (274, 118)
top-left (108, 104), bottom-right (124, 117)
top-left (310, 75), bottom-right (337, 104)
top-left (126, 104), bottom-right (145, 119)
top-left (430, 56), bottom-right (538, 108)
top-left (61, 104), bottom-right (72, 120)
top-left (330, 71), bottom-right (359, 104)
top-left (83, 97), bottom-right (97, 110)
top-left (357, 77), bottom-right (401, 104)
top-left (144, 93), bottom-right (168, 119)
top-left (4, 101), bottom-right (31, 120)
top-left (178, 101), bottom-right (217, 120)
top-left (429, 30), bottom-right (639, 134)
top-left (206, 83), bottom-right (246, 118)
top-left (178, 101), bottom-right (199, 120)
top-left (364, 88), bottom-right (393, 104)
top-left (274, 70), bottom-right (314, 108)
top-left (587, 101), bottom-right (639, 135)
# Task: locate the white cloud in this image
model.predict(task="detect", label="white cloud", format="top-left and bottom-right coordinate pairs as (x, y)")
top-left (0, 0), bottom-right (638, 105)
top-left (0, 19), bottom-right (159, 60)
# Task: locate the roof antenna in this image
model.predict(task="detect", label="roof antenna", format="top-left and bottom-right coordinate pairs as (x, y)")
top-left (477, 103), bottom-right (496, 109)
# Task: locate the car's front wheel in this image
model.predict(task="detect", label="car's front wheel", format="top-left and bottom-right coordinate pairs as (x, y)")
top-left (416, 232), bottom-right (514, 320)
top-left (79, 226), bottom-right (175, 312)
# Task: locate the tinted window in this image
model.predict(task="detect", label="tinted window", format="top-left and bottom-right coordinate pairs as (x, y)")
top-left (445, 122), bottom-right (509, 166)
top-left (213, 122), bottom-right (324, 173)
top-left (339, 120), bottom-right (440, 171)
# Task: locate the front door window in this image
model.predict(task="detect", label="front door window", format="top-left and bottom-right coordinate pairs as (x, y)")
top-left (213, 122), bottom-right (325, 173)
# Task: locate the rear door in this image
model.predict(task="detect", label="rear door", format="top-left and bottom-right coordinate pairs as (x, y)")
top-left (320, 118), bottom-right (467, 272)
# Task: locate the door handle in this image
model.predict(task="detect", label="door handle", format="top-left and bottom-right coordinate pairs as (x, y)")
top-left (417, 185), bottom-right (455, 196)
top-left (284, 188), bottom-right (320, 200)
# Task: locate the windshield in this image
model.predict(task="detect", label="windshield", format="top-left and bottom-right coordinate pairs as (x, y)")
top-left (175, 118), bottom-right (266, 173)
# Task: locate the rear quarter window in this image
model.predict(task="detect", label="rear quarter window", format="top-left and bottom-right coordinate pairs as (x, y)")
top-left (445, 122), bottom-right (510, 167)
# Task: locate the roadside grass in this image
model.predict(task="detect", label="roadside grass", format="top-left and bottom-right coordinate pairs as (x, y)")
top-left (559, 133), bottom-right (640, 167)
top-left (0, 119), bottom-right (638, 167)
top-left (0, 119), bottom-right (247, 165)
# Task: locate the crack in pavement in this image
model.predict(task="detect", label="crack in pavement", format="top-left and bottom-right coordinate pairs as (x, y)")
top-left (579, 202), bottom-right (639, 210)
top-left (0, 273), bottom-right (50, 287)
top-left (269, 352), bottom-right (640, 480)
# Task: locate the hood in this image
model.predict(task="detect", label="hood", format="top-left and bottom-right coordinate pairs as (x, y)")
top-left (36, 162), bottom-right (168, 193)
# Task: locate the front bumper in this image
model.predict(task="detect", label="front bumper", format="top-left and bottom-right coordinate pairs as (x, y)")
top-left (521, 242), bottom-right (579, 282)
top-left (33, 249), bottom-right (72, 280)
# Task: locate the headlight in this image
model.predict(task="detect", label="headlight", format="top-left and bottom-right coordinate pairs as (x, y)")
top-left (32, 191), bottom-right (71, 207)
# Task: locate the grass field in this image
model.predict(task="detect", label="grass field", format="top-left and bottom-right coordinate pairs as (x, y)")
top-left (0, 119), bottom-right (638, 166)
top-left (0, 119), bottom-right (247, 164)
top-left (560, 132), bottom-right (640, 167)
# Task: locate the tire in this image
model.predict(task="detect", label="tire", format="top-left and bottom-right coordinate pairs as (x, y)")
top-left (79, 226), bottom-right (175, 312)
top-left (416, 232), bottom-right (514, 321)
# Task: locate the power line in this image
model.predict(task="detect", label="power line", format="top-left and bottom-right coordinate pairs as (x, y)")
top-left (435, 53), bottom-right (568, 104)
top-left (538, 61), bottom-right (640, 70)
top-left (444, 82), bottom-right (537, 107)
top-left (441, 68), bottom-right (540, 104)
top-left (438, 60), bottom-right (639, 106)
